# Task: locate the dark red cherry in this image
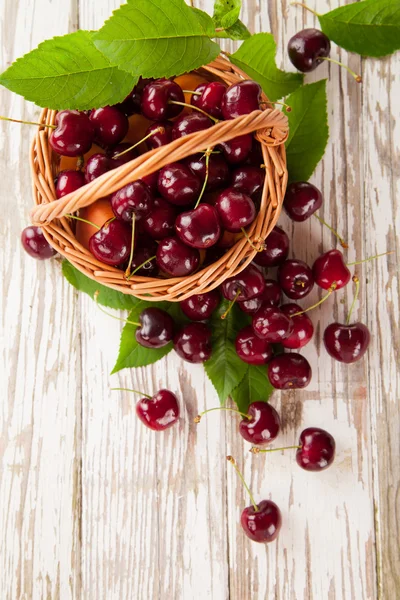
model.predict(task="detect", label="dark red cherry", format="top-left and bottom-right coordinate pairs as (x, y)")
top-left (141, 78), bottom-right (184, 121)
top-left (284, 181), bottom-right (323, 221)
top-left (296, 427), bottom-right (335, 471)
top-left (235, 326), bottom-right (273, 365)
top-left (220, 134), bottom-right (253, 164)
top-left (21, 226), bottom-right (56, 260)
top-left (179, 290), bottom-right (220, 321)
top-left (136, 389), bottom-right (179, 431)
top-left (186, 153), bottom-right (230, 191)
top-left (252, 306), bottom-right (294, 342)
top-left (129, 243), bottom-right (158, 276)
top-left (268, 353), bottom-right (312, 389)
top-left (172, 112), bottom-right (213, 140)
top-left (280, 303), bottom-right (314, 349)
top-left (232, 166), bottom-right (265, 198)
top-left (136, 307), bottom-right (174, 348)
top-left (146, 121), bottom-right (173, 149)
top-left (109, 143), bottom-right (138, 168)
top-left (221, 80), bottom-right (262, 120)
top-left (142, 201), bottom-right (176, 239)
top-left (85, 153), bottom-right (111, 183)
top-left (158, 163), bottom-right (201, 206)
top-left (174, 322), bottom-right (212, 363)
top-left (56, 169), bottom-right (85, 198)
top-left (49, 110), bottom-right (94, 157)
top-left (89, 220), bottom-right (131, 266)
top-left (175, 204), bottom-right (221, 249)
top-left (312, 249), bottom-right (351, 291)
top-left (156, 237), bottom-right (200, 276)
top-left (117, 77), bottom-right (153, 116)
top-left (278, 259), bottom-right (314, 299)
top-left (215, 188), bottom-right (256, 232)
top-left (241, 499), bottom-right (282, 543)
top-left (111, 181), bottom-right (153, 222)
top-left (323, 322), bottom-right (370, 363)
top-left (89, 106), bottom-right (129, 148)
top-left (239, 401), bottom-right (280, 445)
top-left (222, 265), bottom-right (265, 302)
top-left (288, 29), bottom-right (331, 73)
top-left (141, 171), bottom-right (159, 194)
top-left (191, 81), bottom-right (227, 119)
top-left (238, 279), bottom-right (282, 314)
top-left (253, 226), bottom-right (289, 268)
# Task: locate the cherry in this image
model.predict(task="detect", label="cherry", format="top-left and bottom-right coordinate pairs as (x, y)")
top-left (220, 134), bottom-right (253, 164)
top-left (253, 226), bottom-right (289, 268)
top-left (56, 169), bottom-right (85, 198)
top-left (49, 110), bottom-right (94, 157)
top-left (215, 188), bottom-right (256, 232)
top-left (221, 81), bottom-right (262, 120)
top-left (268, 352), bottom-right (312, 389)
top-left (109, 143), bottom-right (138, 168)
top-left (245, 143), bottom-right (263, 168)
top-left (135, 307), bottom-right (174, 348)
top-left (191, 81), bottom-right (227, 119)
top-left (85, 153), bottom-right (111, 183)
top-left (232, 166), bottom-right (264, 198)
top-left (141, 171), bottom-right (159, 194)
top-left (284, 181), bottom-right (323, 221)
top-left (174, 322), bottom-right (212, 363)
top-left (141, 78), bottom-right (184, 121)
top-left (186, 153), bottom-right (230, 191)
top-left (235, 326), bottom-right (273, 365)
top-left (288, 29), bottom-right (331, 73)
top-left (135, 389), bottom-right (179, 431)
top-left (239, 401), bottom-right (280, 445)
top-left (324, 322), bottom-right (370, 363)
top-left (238, 279), bottom-right (282, 314)
top-left (296, 427), bottom-right (335, 471)
top-left (280, 303), bottom-right (314, 349)
top-left (180, 290), bottom-right (220, 321)
top-left (142, 200), bottom-right (176, 239)
top-left (89, 219), bottom-right (131, 266)
top-left (146, 121), bottom-right (173, 149)
top-left (157, 163), bottom-right (201, 206)
top-left (222, 265), bottom-right (265, 302)
top-left (312, 249), bottom-right (351, 291)
top-left (252, 306), bottom-right (294, 342)
top-left (175, 204), bottom-right (221, 249)
top-left (278, 259), bottom-right (314, 299)
top-left (128, 243), bottom-right (158, 277)
top-left (156, 237), bottom-right (200, 276)
top-left (116, 77), bottom-right (153, 116)
top-left (21, 226), bottom-right (56, 260)
top-left (172, 112), bottom-right (213, 140)
top-left (89, 106), bottom-right (129, 148)
top-left (111, 181), bottom-right (153, 223)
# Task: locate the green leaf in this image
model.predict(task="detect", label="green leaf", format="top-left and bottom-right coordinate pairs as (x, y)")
top-left (214, 20), bottom-right (251, 41)
top-left (213, 0), bottom-right (242, 29)
top-left (0, 30), bottom-right (136, 110)
top-left (230, 33), bottom-right (303, 102)
top-left (204, 300), bottom-right (249, 404)
top-left (285, 80), bottom-right (329, 183)
top-left (231, 364), bottom-right (274, 413)
top-left (93, 0), bottom-right (220, 79)
top-left (318, 0), bottom-right (400, 58)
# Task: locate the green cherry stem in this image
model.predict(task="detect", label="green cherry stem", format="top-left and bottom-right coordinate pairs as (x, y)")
top-left (290, 2), bottom-right (319, 17)
top-left (65, 214), bottom-right (101, 230)
top-left (169, 100), bottom-right (219, 123)
top-left (127, 255), bottom-right (157, 280)
top-left (313, 213), bottom-right (348, 249)
top-left (94, 291), bottom-right (140, 326)
top-left (227, 456), bottom-right (259, 512)
top-left (346, 275), bottom-right (360, 325)
top-left (111, 387), bottom-right (152, 399)
top-left (113, 126), bottom-right (165, 159)
top-left (291, 283), bottom-right (337, 317)
top-left (194, 147), bottom-right (212, 209)
top-left (347, 251), bottom-right (394, 266)
top-left (0, 115), bottom-right (56, 129)
top-left (221, 289), bottom-right (241, 320)
top-left (319, 57), bottom-right (362, 83)
top-left (241, 228), bottom-right (265, 252)
top-left (194, 406), bottom-right (251, 424)
top-left (250, 445), bottom-right (301, 454)
top-left (259, 100), bottom-right (292, 113)
top-left (125, 217), bottom-right (136, 279)
top-left (182, 89), bottom-right (202, 96)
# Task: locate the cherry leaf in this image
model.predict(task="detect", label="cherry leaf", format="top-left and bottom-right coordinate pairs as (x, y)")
top-left (231, 364), bottom-right (274, 413)
top-left (213, 0), bottom-right (242, 29)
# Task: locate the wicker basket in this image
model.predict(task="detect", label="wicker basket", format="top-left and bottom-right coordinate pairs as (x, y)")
top-left (30, 55), bottom-right (289, 302)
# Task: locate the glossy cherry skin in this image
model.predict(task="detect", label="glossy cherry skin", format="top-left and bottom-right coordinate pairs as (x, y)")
top-left (253, 226), bottom-right (289, 268)
top-left (136, 307), bottom-right (174, 348)
top-left (238, 280), bottom-right (282, 314)
top-left (89, 106), bottom-right (129, 148)
top-left (232, 166), bottom-right (264, 198)
top-left (288, 29), bottom-right (331, 73)
top-left (268, 352), bottom-right (312, 390)
top-left (146, 121), bottom-right (173, 149)
top-left (129, 242), bottom-right (158, 276)
top-left (136, 389), bottom-right (179, 431)
top-left (215, 188), bottom-right (256, 233)
top-left (221, 265), bottom-right (265, 301)
top-left (85, 153), bottom-right (111, 183)
top-left (49, 110), bottom-right (94, 157)
top-left (141, 79), bottom-right (184, 121)
top-left (278, 259), bottom-right (314, 299)
top-left (21, 226), bottom-right (56, 260)
top-left (324, 322), bottom-right (370, 363)
top-left (296, 427), bottom-right (335, 471)
top-left (221, 80), bottom-right (262, 120)
top-left (141, 171), bottom-right (159, 194)
top-left (142, 200), bottom-right (176, 239)
top-left (175, 204), bottom-right (221, 249)
top-left (186, 153), bottom-right (230, 191)
top-left (157, 163), bottom-right (201, 206)
top-left (89, 220), bottom-right (131, 266)
top-left (235, 326), bottom-right (273, 365)
top-left (117, 77), bottom-right (152, 115)
top-left (191, 81), bottom-right (227, 119)
top-left (56, 169), bottom-right (85, 198)
top-left (180, 290), bottom-right (220, 321)
top-left (280, 303), bottom-right (314, 349)
top-left (284, 181), bottom-right (323, 221)
top-left (220, 134), bottom-right (253, 165)
top-left (239, 401), bottom-right (280, 445)
top-left (109, 143), bottom-right (138, 168)
top-left (172, 112), bottom-right (213, 140)
top-left (241, 499), bottom-right (282, 543)
top-left (111, 181), bottom-right (154, 223)
top-left (174, 322), bottom-right (212, 363)
top-left (312, 249), bottom-right (351, 291)
top-left (156, 237), bottom-right (200, 276)
top-left (252, 306), bottom-right (294, 342)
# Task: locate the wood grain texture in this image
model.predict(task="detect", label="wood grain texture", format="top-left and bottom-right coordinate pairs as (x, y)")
top-left (0, 0), bottom-right (399, 599)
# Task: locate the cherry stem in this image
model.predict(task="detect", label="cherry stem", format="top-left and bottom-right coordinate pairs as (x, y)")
top-left (290, 2), bottom-right (319, 17)
top-left (194, 406), bottom-right (250, 423)
top-left (346, 275), bottom-right (360, 325)
top-left (347, 251), bottom-right (394, 266)
top-left (319, 57), bottom-right (362, 83)
top-left (76, 155), bottom-right (84, 171)
top-left (227, 456), bottom-right (258, 512)
top-left (94, 291), bottom-right (140, 326)
top-left (125, 217), bottom-right (136, 279)
top-left (111, 387), bottom-right (152, 400)
top-left (127, 255), bottom-right (157, 280)
top-left (66, 214), bottom-right (101, 230)
top-left (113, 127), bottom-right (165, 159)
top-left (291, 283), bottom-right (337, 317)
top-left (169, 100), bottom-right (219, 123)
top-left (182, 89), bottom-right (202, 96)
top-left (313, 213), bottom-right (348, 249)
top-left (194, 147), bottom-right (212, 209)
top-left (221, 289), bottom-right (241, 320)
top-left (0, 115), bottom-right (56, 129)
top-left (259, 100), bottom-right (292, 113)
top-left (215, 27), bottom-right (225, 33)
top-left (241, 228), bottom-right (265, 252)
top-left (250, 445), bottom-right (301, 454)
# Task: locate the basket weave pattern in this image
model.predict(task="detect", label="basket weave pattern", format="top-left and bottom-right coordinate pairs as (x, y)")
top-left (30, 56), bottom-right (289, 301)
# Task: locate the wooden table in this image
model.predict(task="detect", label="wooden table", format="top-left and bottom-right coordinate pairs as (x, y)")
top-left (1, 0), bottom-right (399, 598)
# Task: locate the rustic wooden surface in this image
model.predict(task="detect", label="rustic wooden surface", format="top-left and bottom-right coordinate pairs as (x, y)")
top-left (0, 0), bottom-right (399, 598)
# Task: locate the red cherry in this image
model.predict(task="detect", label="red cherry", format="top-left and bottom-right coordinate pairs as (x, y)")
top-left (186, 153), bottom-right (230, 191)
top-left (21, 226), bottom-right (56, 260)
top-left (89, 106), bottom-right (129, 148)
top-left (278, 259), bottom-right (314, 299)
top-left (111, 181), bottom-right (154, 223)
top-left (215, 188), bottom-right (256, 232)
top-left (156, 237), bottom-right (200, 276)
top-left (84, 153), bottom-right (111, 183)
top-left (191, 81), bottom-right (227, 119)
top-left (323, 322), bottom-right (370, 363)
top-left (141, 79), bottom-right (184, 121)
top-left (238, 279), bottom-right (282, 314)
top-left (157, 163), bottom-right (201, 206)
top-left (172, 112), bottom-right (214, 140)
top-left (129, 242), bottom-right (158, 277)
top-left (136, 389), bottom-right (179, 431)
top-left (280, 303), bottom-right (314, 349)
top-left (117, 77), bottom-right (153, 115)
top-left (253, 226), bottom-right (289, 268)
top-left (284, 181), bottom-right (323, 221)
top-left (240, 499), bottom-right (282, 543)
top-left (232, 166), bottom-right (265, 198)
top-left (220, 134), bottom-right (253, 164)
top-left (142, 201), bottom-right (176, 239)
top-left (49, 110), bottom-right (94, 157)
top-left (109, 143), bottom-right (138, 168)
top-left (239, 401), bottom-right (280, 445)
top-left (252, 306), bottom-right (294, 342)
top-left (174, 322), bottom-right (212, 363)
top-left (175, 204), bottom-right (221, 249)
top-left (221, 81), bottom-right (262, 120)
top-left (180, 290), bottom-right (220, 321)
top-left (235, 326), bottom-right (273, 365)
top-left (56, 169), bottom-right (85, 198)
top-left (288, 29), bottom-right (331, 73)
top-left (268, 353), bottom-right (312, 389)
top-left (312, 249), bottom-right (351, 290)
top-left (136, 307), bottom-right (174, 348)
top-left (146, 121), bottom-right (173, 149)
top-left (296, 427), bottom-right (335, 471)
top-left (221, 265), bottom-right (265, 301)
top-left (89, 220), bottom-right (131, 266)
